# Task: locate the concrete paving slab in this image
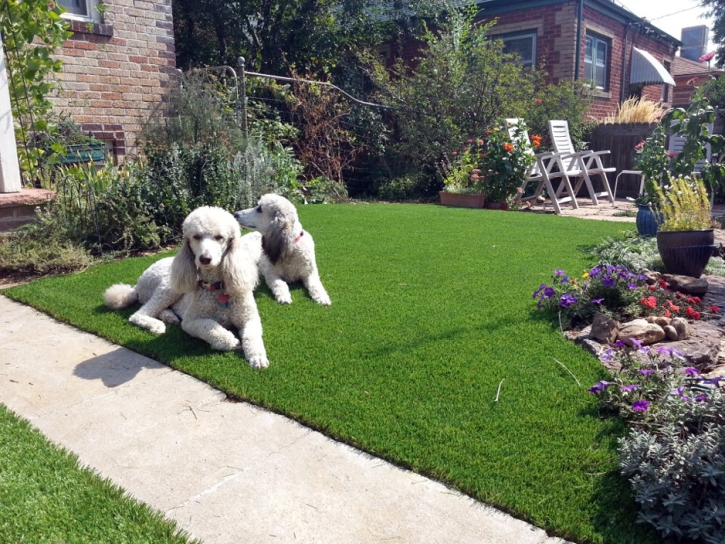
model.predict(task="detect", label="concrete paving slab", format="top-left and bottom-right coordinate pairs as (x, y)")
top-left (0, 295), bottom-right (569, 544)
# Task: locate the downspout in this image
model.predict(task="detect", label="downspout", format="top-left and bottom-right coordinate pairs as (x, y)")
top-left (574, 0), bottom-right (584, 80)
top-left (620, 23), bottom-right (631, 103)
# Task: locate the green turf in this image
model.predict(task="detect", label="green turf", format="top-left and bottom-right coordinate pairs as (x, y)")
top-left (0, 404), bottom-right (199, 544)
top-left (4, 204), bottom-right (663, 543)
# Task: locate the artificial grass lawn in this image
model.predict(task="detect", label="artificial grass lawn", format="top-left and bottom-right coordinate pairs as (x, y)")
top-left (0, 404), bottom-right (199, 544)
top-left (5, 204), bottom-right (661, 543)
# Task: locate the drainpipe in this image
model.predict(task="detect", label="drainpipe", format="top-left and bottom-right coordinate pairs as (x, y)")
top-left (574, 0), bottom-right (584, 80)
top-left (620, 23), bottom-right (631, 103)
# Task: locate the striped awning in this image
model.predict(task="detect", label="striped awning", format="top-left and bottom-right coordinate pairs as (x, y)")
top-left (630, 47), bottom-right (676, 86)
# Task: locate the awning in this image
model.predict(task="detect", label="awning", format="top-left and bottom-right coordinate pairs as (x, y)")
top-left (630, 47), bottom-right (676, 86)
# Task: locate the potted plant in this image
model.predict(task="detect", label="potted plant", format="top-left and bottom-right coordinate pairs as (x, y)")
top-left (633, 124), bottom-right (670, 236)
top-left (436, 139), bottom-right (487, 208)
top-left (654, 175), bottom-right (715, 278)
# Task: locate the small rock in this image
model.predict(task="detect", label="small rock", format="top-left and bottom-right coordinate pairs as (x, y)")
top-left (662, 274), bottom-right (709, 296)
top-left (618, 319), bottom-right (666, 346)
top-left (664, 324), bottom-right (678, 341)
top-left (654, 316), bottom-right (670, 328)
top-left (590, 312), bottom-right (618, 344)
top-left (641, 269), bottom-right (661, 285)
top-left (670, 317), bottom-right (692, 341)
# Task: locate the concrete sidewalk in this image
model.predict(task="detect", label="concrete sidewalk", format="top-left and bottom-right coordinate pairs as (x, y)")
top-left (0, 295), bottom-right (568, 544)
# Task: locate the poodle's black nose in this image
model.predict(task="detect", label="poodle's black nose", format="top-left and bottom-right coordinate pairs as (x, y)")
top-left (199, 256), bottom-right (211, 265)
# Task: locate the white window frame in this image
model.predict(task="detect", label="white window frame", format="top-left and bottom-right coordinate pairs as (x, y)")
top-left (500, 31), bottom-right (537, 69)
top-left (58, 0), bottom-right (100, 23)
top-left (584, 32), bottom-right (609, 90)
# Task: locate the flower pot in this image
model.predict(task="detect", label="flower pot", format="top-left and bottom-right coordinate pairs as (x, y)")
top-left (484, 201), bottom-right (509, 211)
top-left (439, 191), bottom-right (486, 208)
top-left (635, 205), bottom-right (661, 237)
top-left (656, 229), bottom-right (715, 278)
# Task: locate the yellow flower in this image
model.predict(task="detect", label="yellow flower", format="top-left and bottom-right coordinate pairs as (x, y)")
top-left (582, 272), bottom-right (589, 279)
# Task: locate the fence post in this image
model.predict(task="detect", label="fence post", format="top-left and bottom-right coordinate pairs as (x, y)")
top-left (236, 56), bottom-right (248, 138)
top-left (0, 30), bottom-right (22, 193)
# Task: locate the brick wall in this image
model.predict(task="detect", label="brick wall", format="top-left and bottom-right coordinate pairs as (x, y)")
top-left (50, 0), bottom-right (177, 161)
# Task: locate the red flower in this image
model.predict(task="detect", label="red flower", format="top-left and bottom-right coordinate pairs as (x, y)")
top-left (658, 279), bottom-right (668, 288)
top-left (694, 296), bottom-right (701, 304)
top-left (451, 151), bottom-right (458, 156)
top-left (686, 307), bottom-right (696, 317)
top-left (664, 309), bottom-right (671, 318)
top-left (647, 285), bottom-right (658, 291)
top-left (634, 141), bottom-right (645, 151)
top-left (503, 143), bottom-right (514, 153)
top-left (694, 311), bottom-right (701, 320)
top-left (641, 296), bottom-right (657, 308)
top-left (531, 135), bottom-right (542, 148)
top-left (534, 98), bottom-right (543, 104)
top-left (676, 292), bottom-right (685, 299)
top-left (711, 305), bottom-right (720, 313)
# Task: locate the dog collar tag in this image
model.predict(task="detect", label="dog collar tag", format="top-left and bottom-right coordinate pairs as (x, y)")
top-left (217, 293), bottom-right (230, 308)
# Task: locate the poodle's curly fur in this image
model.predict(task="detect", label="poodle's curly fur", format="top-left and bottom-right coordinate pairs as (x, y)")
top-left (103, 206), bottom-right (269, 369)
top-left (233, 194), bottom-right (331, 306)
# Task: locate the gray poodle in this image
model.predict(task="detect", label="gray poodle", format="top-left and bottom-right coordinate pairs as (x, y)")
top-left (234, 194), bottom-right (331, 306)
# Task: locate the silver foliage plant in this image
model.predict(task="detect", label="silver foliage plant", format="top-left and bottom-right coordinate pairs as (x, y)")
top-left (619, 386), bottom-right (725, 543)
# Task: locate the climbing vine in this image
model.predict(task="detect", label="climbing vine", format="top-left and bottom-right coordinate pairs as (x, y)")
top-left (1, 0), bottom-right (70, 178)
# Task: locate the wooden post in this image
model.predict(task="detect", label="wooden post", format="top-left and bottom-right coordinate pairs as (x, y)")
top-left (236, 56), bottom-right (248, 138)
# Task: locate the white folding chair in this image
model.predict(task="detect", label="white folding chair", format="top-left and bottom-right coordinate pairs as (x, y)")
top-left (548, 120), bottom-right (616, 205)
top-left (506, 118), bottom-right (579, 214)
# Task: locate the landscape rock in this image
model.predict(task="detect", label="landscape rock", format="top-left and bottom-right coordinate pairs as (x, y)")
top-left (664, 325), bottom-right (678, 341)
top-left (667, 321), bottom-right (723, 371)
top-left (670, 317), bottom-right (692, 341)
top-left (618, 319), bottom-right (666, 346)
top-left (590, 312), bottom-right (618, 344)
top-left (662, 274), bottom-right (709, 296)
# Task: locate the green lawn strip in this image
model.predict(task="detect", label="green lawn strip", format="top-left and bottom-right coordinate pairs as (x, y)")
top-left (0, 404), bottom-right (199, 544)
top-left (4, 204), bottom-right (662, 543)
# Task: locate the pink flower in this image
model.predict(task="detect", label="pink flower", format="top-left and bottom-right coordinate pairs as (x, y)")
top-left (634, 141), bottom-right (644, 151)
top-left (700, 51), bottom-right (716, 62)
top-left (666, 151), bottom-right (678, 158)
top-left (534, 98), bottom-right (543, 104)
top-left (467, 139), bottom-right (473, 143)
top-left (451, 151), bottom-right (458, 156)
top-left (687, 77), bottom-right (698, 86)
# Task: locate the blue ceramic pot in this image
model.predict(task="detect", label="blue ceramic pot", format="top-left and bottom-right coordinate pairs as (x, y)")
top-left (635, 205), bottom-right (661, 237)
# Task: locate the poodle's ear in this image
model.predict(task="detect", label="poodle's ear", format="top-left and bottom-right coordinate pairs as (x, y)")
top-left (221, 232), bottom-right (259, 295)
top-left (262, 212), bottom-right (295, 265)
top-left (170, 240), bottom-right (198, 293)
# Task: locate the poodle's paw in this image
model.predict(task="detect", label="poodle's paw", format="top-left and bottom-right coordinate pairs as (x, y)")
top-left (248, 354), bottom-right (269, 369)
top-left (159, 309), bottom-right (180, 324)
top-left (211, 335), bottom-right (241, 351)
top-left (313, 293), bottom-right (331, 306)
top-left (275, 294), bottom-right (293, 305)
top-left (130, 315), bottom-right (166, 334)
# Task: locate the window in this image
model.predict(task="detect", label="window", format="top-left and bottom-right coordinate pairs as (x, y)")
top-left (58, 0), bottom-right (97, 21)
top-left (501, 31), bottom-right (537, 69)
top-left (661, 60), bottom-right (671, 102)
top-left (584, 32), bottom-right (609, 90)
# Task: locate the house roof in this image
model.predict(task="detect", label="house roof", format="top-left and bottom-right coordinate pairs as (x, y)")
top-left (671, 55), bottom-right (723, 77)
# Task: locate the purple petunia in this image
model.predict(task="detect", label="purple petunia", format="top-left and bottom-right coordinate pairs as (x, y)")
top-left (588, 380), bottom-right (612, 394)
top-left (695, 393), bottom-right (709, 403)
top-left (630, 338), bottom-right (644, 349)
top-left (704, 376), bottom-right (724, 387)
top-left (657, 346), bottom-right (674, 356)
top-left (602, 276), bottom-right (617, 287)
top-left (632, 400), bottom-right (650, 412)
top-left (543, 287), bottom-right (556, 298)
top-left (589, 265), bottom-right (602, 278)
top-left (601, 348), bottom-right (615, 363)
top-left (553, 269), bottom-right (566, 277)
top-left (592, 298), bottom-right (605, 304)
top-left (532, 284), bottom-right (547, 299)
top-left (638, 369), bottom-right (655, 377)
top-left (614, 340), bottom-right (627, 348)
top-left (560, 293), bottom-right (578, 308)
top-left (620, 384), bottom-right (640, 392)
top-left (627, 283), bottom-right (638, 290)
top-left (684, 367), bottom-right (700, 377)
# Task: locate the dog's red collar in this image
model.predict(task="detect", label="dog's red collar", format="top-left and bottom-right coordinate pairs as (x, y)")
top-left (197, 280), bottom-right (230, 308)
top-left (294, 231), bottom-right (304, 243)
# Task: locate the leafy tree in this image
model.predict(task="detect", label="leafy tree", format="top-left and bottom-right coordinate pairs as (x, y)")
top-left (364, 9), bottom-right (538, 194)
top-left (172, 0), bottom-right (447, 73)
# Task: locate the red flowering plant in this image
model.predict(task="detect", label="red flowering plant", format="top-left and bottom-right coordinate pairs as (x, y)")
top-left (533, 263), bottom-right (718, 329)
top-left (436, 120), bottom-right (538, 201)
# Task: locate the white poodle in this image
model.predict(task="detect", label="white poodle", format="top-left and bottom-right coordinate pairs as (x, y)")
top-left (233, 194), bottom-right (331, 306)
top-left (103, 206), bottom-right (269, 369)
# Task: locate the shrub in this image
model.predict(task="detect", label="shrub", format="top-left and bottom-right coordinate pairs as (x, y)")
top-left (601, 97), bottom-right (666, 125)
top-left (587, 344), bottom-right (725, 543)
top-left (0, 230), bottom-right (92, 279)
top-left (655, 175), bottom-right (712, 231)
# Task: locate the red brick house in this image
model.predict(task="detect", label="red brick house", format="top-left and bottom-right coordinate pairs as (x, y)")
top-left (450, 0), bottom-right (681, 121)
top-left (52, 0), bottom-right (177, 161)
